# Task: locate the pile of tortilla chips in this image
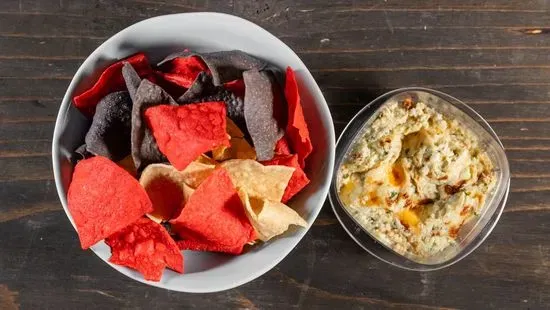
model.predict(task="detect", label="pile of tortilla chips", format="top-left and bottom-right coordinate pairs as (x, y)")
top-left (67, 50), bottom-right (313, 282)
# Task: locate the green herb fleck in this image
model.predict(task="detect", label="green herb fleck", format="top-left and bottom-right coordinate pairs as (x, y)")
top-left (389, 191), bottom-right (398, 199)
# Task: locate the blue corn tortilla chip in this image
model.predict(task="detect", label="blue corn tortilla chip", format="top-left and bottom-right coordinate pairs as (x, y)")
top-left (72, 143), bottom-right (92, 165)
top-left (178, 72), bottom-right (222, 102)
top-left (243, 70), bottom-right (283, 161)
top-left (132, 79), bottom-right (177, 172)
top-left (263, 66), bottom-right (286, 92)
top-left (178, 72), bottom-right (246, 133)
top-left (84, 91), bottom-right (132, 161)
top-left (158, 50), bottom-right (267, 86)
top-left (122, 62), bottom-right (141, 103)
top-left (265, 69), bottom-right (288, 132)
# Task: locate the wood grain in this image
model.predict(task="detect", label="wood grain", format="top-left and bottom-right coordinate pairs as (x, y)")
top-left (0, 284), bottom-right (18, 310)
top-left (1, 0), bottom-right (550, 309)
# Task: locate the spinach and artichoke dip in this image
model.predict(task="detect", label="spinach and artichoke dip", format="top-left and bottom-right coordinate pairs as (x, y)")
top-left (337, 98), bottom-right (496, 258)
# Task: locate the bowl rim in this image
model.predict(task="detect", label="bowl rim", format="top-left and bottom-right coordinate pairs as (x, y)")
top-left (51, 12), bottom-right (335, 292)
top-left (328, 86), bottom-right (510, 271)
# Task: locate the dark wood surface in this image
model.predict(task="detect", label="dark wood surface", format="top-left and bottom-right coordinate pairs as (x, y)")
top-left (1, 1), bottom-right (550, 309)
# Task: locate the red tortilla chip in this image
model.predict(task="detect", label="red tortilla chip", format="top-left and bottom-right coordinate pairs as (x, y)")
top-left (170, 168), bottom-right (255, 254)
top-left (67, 156), bottom-right (153, 249)
top-left (144, 102), bottom-right (230, 170)
top-left (105, 218), bottom-right (183, 282)
top-left (152, 71), bottom-right (188, 99)
top-left (274, 136), bottom-right (292, 156)
top-left (158, 56), bottom-right (208, 89)
top-left (176, 239), bottom-right (243, 255)
top-left (146, 176), bottom-right (183, 220)
top-left (262, 154), bottom-right (310, 203)
top-left (284, 67), bottom-right (313, 168)
top-left (224, 79), bottom-right (245, 98)
top-left (73, 53), bottom-right (152, 117)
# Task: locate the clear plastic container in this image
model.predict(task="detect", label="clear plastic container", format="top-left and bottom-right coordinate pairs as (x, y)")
top-left (329, 87), bottom-right (510, 271)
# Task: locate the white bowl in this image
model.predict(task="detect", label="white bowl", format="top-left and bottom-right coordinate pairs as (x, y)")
top-left (52, 12), bottom-right (335, 293)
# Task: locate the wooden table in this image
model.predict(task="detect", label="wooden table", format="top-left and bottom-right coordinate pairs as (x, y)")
top-left (1, 1), bottom-right (549, 309)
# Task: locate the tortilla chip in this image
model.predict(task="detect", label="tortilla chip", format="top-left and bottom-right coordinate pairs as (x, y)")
top-left (196, 154), bottom-right (219, 166)
top-left (212, 137), bottom-right (256, 161)
top-left (158, 50), bottom-right (266, 86)
top-left (211, 145), bottom-right (230, 161)
top-left (72, 144), bottom-right (92, 164)
top-left (274, 136), bottom-right (292, 156)
top-left (212, 118), bottom-right (255, 161)
top-left (144, 102), bottom-right (230, 170)
top-left (238, 190), bottom-right (307, 241)
top-left (170, 168), bottom-right (255, 254)
top-left (269, 69), bottom-right (288, 134)
top-left (231, 138), bottom-right (256, 159)
top-left (224, 78), bottom-right (245, 98)
top-left (105, 218), bottom-right (183, 282)
top-left (220, 159), bottom-right (294, 202)
top-left (140, 164), bottom-right (195, 222)
top-left (243, 70), bottom-right (281, 161)
top-left (74, 53), bottom-right (151, 117)
top-left (67, 156), bottom-right (153, 249)
top-left (117, 155), bottom-right (137, 177)
top-left (122, 62), bottom-right (142, 102)
top-left (180, 161), bottom-right (216, 188)
top-left (176, 238), bottom-right (243, 255)
top-left (85, 91), bottom-right (132, 161)
top-left (178, 72), bottom-right (246, 133)
top-left (226, 118), bottom-right (245, 138)
top-left (262, 154), bottom-right (310, 203)
top-left (151, 71), bottom-right (188, 99)
top-left (263, 66), bottom-right (287, 92)
top-left (131, 79), bottom-right (178, 173)
top-left (177, 72), bottom-right (216, 102)
top-left (157, 56), bottom-right (207, 88)
top-left (284, 67), bottom-right (313, 168)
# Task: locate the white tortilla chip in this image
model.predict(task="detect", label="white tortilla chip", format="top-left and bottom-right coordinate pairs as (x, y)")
top-left (180, 161), bottom-right (216, 188)
top-left (221, 159), bottom-right (294, 201)
top-left (238, 190), bottom-right (307, 241)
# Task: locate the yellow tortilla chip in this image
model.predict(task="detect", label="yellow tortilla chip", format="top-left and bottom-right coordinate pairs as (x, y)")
top-left (140, 164), bottom-right (193, 223)
top-left (212, 134), bottom-right (232, 160)
top-left (212, 145), bottom-right (231, 161)
top-left (221, 159), bottom-right (294, 201)
top-left (180, 160), bottom-right (216, 188)
top-left (231, 138), bottom-right (256, 159)
top-left (116, 155), bottom-right (137, 177)
top-left (226, 118), bottom-right (244, 138)
top-left (196, 154), bottom-right (219, 166)
top-left (238, 190), bottom-right (307, 241)
top-left (212, 137), bottom-right (256, 161)
top-left (212, 119), bottom-right (255, 161)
